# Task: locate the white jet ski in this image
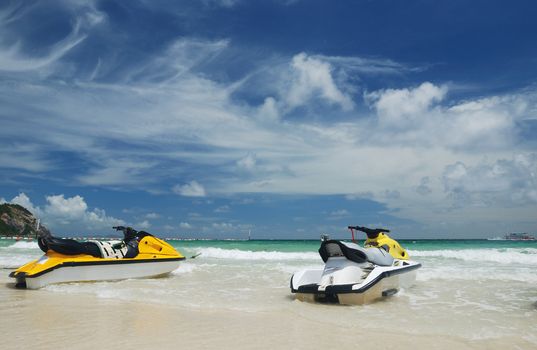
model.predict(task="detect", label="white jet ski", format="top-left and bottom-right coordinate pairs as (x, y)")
top-left (290, 225), bottom-right (421, 305)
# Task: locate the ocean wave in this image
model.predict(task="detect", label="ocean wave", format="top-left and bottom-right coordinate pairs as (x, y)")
top-left (410, 248), bottom-right (537, 265)
top-left (7, 241), bottom-right (40, 249)
top-left (191, 247), bottom-right (319, 261)
top-left (171, 262), bottom-right (197, 275)
top-left (417, 266), bottom-right (537, 283)
top-left (0, 255), bottom-right (40, 268)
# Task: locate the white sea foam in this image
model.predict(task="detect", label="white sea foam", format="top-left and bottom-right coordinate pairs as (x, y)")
top-left (0, 255), bottom-right (40, 268)
top-left (8, 241), bottom-right (40, 249)
top-left (171, 262), bottom-right (197, 275)
top-left (416, 265), bottom-right (537, 283)
top-left (410, 248), bottom-right (537, 265)
top-left (275, 263), bottom-right (323, 274)
top-left (191, 247), bottom-right (319, 261)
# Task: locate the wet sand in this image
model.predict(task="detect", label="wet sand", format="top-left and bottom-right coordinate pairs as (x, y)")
top-left (1, 273), bottom-right (534, 350)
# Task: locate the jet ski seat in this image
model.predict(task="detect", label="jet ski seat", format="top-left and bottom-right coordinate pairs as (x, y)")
top-left (37, 227), bottom-right (155, 259)
top-left (39, 237), bottom-right (131, 259)
top-left (319, 240), bottom-right (394, 266)
top-left (41, 237), bottom-right (102, 257)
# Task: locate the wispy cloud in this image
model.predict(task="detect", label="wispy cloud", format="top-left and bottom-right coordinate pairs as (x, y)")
top-left (0, 31), bottom-right (86, 72)
top-left (0, 144), bottom-right (52, 172)
top-left (214, 205), bottom-right (230, 213)
top-left (0, 1), bottom-right (105, 73)
top-left (317, 54), bottom-right (420, 75)
top-left (173, 181), bottom-right (206, 197)
top-left (77, 159), bottom-right (159, 186)
top-left (1, 1), bottom-right (536, 234)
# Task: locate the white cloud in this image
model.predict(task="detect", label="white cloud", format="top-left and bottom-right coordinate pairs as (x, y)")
top-left (179, 222), bottom-right (192, 229)
top-left (244, 53), bottom-right (412, 120)
top-left (43, 194), bottom-right (124, 229)
top-left (214, 205), bottom-right (230, 213)
top-left (127, 38), bottom-right (228, 83)
top-left (345, 192), bottom-right (374, 200)
top-left (286, 53), bottom-right (354, 111)
top-left (202, 0), bottom-right (240, 8)
top-left (135, 220), bottom-right (151, 230)
top-left (9, 193), bottom-right (40, 216)
top-left (318, 55), bottom-right (417, 75)
top-left (237, 153), bottom-right (257, 171)
top-left (361, 82), bottom-right (530, 153)
top-left (163, 224), bottom-right (175, 232)
top-left (0, 3), bottom-right (34, 25)
top-left (0, 30), bottom-right (86, 72)
top-left (329, 209), bottom-right (350, 219)
top-left (173, 181), bottom-right (206, 197)
top-left (6, 193), bottom-right (124, 232)
top-left (383, 190), bottom-right (401, 199)
top-left (416, 177), bottom-right (432, 196)
top-left (366, 82), bottom-right (447, 128)
top-left (145, 212), bottom-right (160, 219)
top-left (1, 5), bottom-right (536, 236)
top-left (444, 95), bottom-right (518, 149)
top-left (211, 222), bottom-right (233, 230)
top-left (257, 97), bottom-right (279, 121)
top-left (77, 159), bottom-right (158, 186)
top-left (45, 194), bottom-right (88, 219)
top-left (0, 1), bottom-right (105, 73)
top-left (443, 154), bottom-right (537, 207)
top-left (0, 144), bottom-right (51, 172)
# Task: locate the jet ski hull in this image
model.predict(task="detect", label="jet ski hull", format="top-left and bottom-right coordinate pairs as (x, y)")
top-left (11, 257), bottom-right (184, 289)
top-left (10, 235), bottom-right (186, 289)
top-left (291, 257), bottom-right (421, 305)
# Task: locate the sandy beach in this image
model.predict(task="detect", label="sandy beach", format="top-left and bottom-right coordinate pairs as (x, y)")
top-left (2, 239), bottom-right (536, 350)
top-left (2, 269), bottom-right (536, 350)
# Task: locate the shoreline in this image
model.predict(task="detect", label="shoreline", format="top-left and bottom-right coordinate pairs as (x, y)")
top-left (2, 272), bottom-right (536, 350)
top-left (3, 236), bottom-right (537, 241)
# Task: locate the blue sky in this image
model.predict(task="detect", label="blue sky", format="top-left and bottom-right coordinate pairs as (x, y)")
top-left (1, 0), bottom-right (536, 239)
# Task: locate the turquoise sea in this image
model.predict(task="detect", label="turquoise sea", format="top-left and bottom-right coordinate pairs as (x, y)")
top-left (1, 237), bottom-right (536, 347)
top-left (171, 237), bottom-right (537, 252)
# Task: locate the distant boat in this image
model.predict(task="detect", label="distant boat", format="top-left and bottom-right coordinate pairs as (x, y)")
top-left (504, 233), bottom-right (536, 241)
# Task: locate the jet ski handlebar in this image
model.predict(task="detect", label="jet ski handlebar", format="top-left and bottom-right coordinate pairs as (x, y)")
top-left (113, 226), bottom-right (138, 239)
top-left (347, 226), bottom-right (391, 241)
top-left (112, 226), bottom-right (153, 240)
top-left (347, 226), bottom-right (390, 235)
top-left (113, 226), bottom-right (139, 233)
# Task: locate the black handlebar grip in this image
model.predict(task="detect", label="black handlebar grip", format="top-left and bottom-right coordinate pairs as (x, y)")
top-left (348, 226), bottom-right (390, 234)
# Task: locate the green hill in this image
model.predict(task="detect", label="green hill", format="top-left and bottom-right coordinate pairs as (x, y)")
top-left (0, 203), bottom-right (51, 237)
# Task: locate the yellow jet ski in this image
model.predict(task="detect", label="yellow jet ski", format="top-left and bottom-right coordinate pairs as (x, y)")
top-left (291, 225), bottom-right (420, 305)
top-left (10, 226), bottom-right (185, 289)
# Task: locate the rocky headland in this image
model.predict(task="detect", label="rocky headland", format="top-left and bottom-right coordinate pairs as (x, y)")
top-left (0, 203), bottom-right (51, 238)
